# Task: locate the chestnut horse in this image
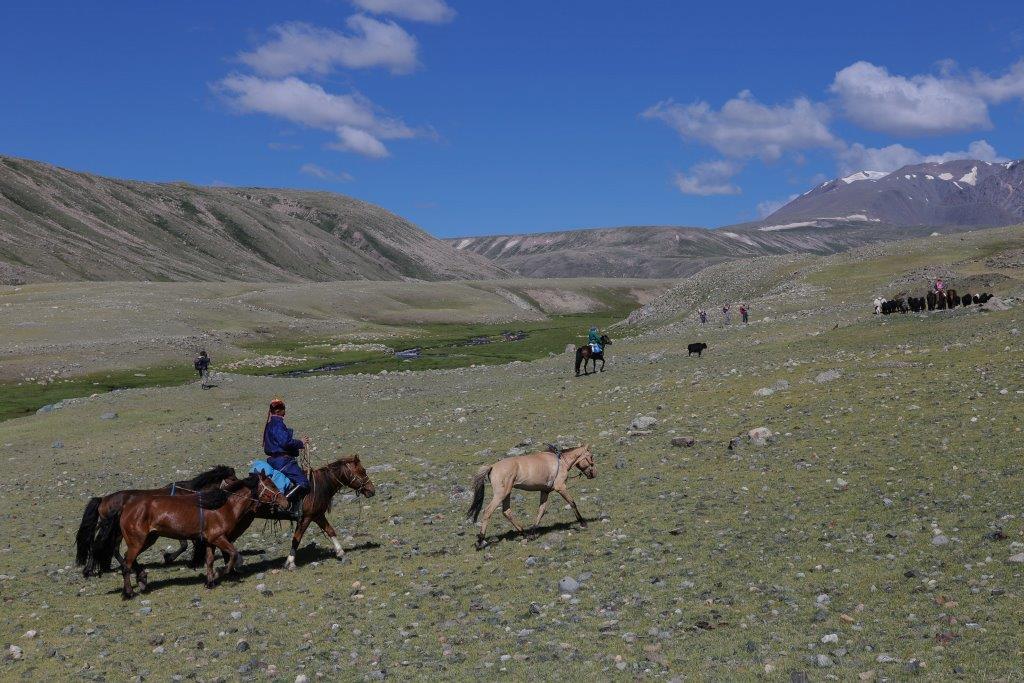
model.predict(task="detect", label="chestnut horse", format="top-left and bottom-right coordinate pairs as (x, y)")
top-left (116, 473), bottom-right (288, 598)
top-left (75, 465), bottom-right (237, 577)
top-left (575, 335), bottom-right (611, 376)
top-left (192, 456), bottom-right (377, 571)
top-left (467, 445), bottom-right (596, 549)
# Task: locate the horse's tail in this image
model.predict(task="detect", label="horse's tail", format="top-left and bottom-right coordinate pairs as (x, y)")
top-left (466, 465), bottom-right (491, 522)
top-left (75, 497), bottom-right (102, 569)
top-left (91, 512), bottom-right (122, 575)
top-left (189, 539), bottom-right (206, 569)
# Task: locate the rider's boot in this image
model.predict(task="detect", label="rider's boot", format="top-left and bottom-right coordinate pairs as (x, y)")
top-left (286, 486), bottom-right (308, 520)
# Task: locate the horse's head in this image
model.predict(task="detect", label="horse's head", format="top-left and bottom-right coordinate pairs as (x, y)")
top-left (600, 335), bottom-right (612, 346)
top-left (253, 472), bottom-right (290, 510)
top-left (573, 445), bottom-right (596, 479)
top-left (341, 455), bottom-right (376, 498)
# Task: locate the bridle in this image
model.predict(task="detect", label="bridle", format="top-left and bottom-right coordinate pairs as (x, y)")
top-left (320, 460), bottom-right (372, 496)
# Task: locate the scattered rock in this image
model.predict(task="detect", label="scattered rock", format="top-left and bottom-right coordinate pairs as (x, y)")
top-left (980, 296), bottom-right (1009, 312)
top-left (747, 427), bottom-right (774, 447)
top-left (51, 441), bottom-right (63, 449)
top-left (814, 654), bottom-right (834, 668)
top-left (754, 387), bottom-right (775, 397)
top-left (932, 535), bottom-right (950, 546)
top-left (100, 412), bottom-right (118, 420)
top-left (671, 436), bottom-right (695, 447)
top-left (815, 369), bottom-right (842, 383)
top-left (557, 577), bottom-right (580, 594)
top-left (629, 416), bottom-right (658, 431)
top-left (236, 640), bottom-right (250, 653)
top-left (1007, 552), bottom-right (1024, 563)
top-left (772, 379), bottom-right (790, 391)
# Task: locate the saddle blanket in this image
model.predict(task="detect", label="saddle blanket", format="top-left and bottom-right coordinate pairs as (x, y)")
top-left (250, 459), bottom-right (294, 495)
top-left (590, 343), bottom-right (602, 353)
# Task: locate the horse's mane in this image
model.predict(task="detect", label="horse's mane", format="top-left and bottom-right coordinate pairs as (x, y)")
top-left (307, 457), bottom-right (362, 512)
top-left (194, 488), bottom-right (230, 509)
top-left (175, 465), bottom-right (236, 490)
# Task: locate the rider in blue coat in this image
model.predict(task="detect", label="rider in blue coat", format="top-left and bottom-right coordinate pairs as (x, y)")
top-left (263, 398), bottom-right (310, 518)
top-left (588, 326), bottom-right (602, 353)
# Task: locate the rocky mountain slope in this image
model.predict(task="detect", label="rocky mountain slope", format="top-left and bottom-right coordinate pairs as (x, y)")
top-left (0, 156), bottom-right (506, 284)
top-left (447, 222), bottom-right (954, 278)
top-left (763, 159), bottom-right (1024, 227)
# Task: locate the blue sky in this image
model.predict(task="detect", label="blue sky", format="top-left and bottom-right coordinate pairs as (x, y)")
top-left (3, 1), bottom-right (1023, 236)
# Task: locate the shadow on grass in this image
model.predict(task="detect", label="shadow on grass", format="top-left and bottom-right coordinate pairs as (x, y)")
top-left (106, 541), bottom-right (381, 596)
top-left (484, 519), bottom-right (587, 547)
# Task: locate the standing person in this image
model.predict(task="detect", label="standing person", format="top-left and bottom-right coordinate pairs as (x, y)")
top-left (698, 308), bottom-right (707, 325)
top-left (722, 305), bottom-right (731, 325)
top-left (739, 304), bottom-right (749, 324)
top-left (263, 398), bottom-right (311, 519)
top-left (194, 350), bottom-right (211, 387)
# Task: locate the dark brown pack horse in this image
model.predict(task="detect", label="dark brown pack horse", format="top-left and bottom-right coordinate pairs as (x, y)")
top-left (575, 335), bottom-right (612, 376)
top-left (193, 456), bottom-right (377, 571)
top-left (75, 465), bottom-right (237, 577)
top-left (116, 473), bottom-right (289, 599)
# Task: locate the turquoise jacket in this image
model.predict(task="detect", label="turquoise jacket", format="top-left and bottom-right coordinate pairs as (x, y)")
top-left (588, 329), bottom-right (601, 345)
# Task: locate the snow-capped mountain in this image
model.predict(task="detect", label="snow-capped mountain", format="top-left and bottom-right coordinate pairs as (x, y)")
top-left (762, 159), bottom-right (1024, 228)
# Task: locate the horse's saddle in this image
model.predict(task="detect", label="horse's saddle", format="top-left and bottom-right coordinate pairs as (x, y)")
top-left (250, 460), bottom-right (294, 495)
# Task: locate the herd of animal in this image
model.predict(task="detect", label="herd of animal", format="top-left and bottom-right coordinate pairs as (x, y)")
top-left (874, 290), bottom-right (993, 315)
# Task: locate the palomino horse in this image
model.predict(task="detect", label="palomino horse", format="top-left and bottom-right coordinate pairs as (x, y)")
top-left (467, 445), bottom-right (596, 549)
top-left (214, 456), bottom-right (376, 571)
top-left (75, 465), bottom-right (237, 577)
top-left (114, 473), bottom-right (288, 598)
top-left (575, 335), bottom-right (612, 376)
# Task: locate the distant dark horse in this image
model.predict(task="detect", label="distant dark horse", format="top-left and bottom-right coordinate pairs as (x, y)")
top-left (575, 335), bottom-right (612, 376)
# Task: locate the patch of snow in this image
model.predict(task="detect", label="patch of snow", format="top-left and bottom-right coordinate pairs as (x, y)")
top-left (840, 170), bottom-right (887, 184)
top-left (499, 238), bottom-right (520, 254)
top-left (455, 239), bottom-right (471, 250)
top-left (903, 174), bottom-right (912, 180)
top-left (925, 175), bottom-right (934, 180)
top-left (758, 222), bottom-right (816, 231)
top-left (959, 166), bottom-right (978, 185)
top-left (721, 231), bottom-right (757, 245)
top-left (953, 182), bottom-right (963, 190)
top-left (938, 173), bottom-right (954, 180)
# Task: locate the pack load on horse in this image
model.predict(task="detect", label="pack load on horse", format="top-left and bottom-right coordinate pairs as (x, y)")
top-left (467, 443), bottom-right (596, 549)
top-left (575, 329), bottom-right (612, 376)
top-left (260, 398), bottom-right (311, 519)
top-left (114, 473), bottom-right (289, 598)
top-left (75, 465), bottom-right (238, 578)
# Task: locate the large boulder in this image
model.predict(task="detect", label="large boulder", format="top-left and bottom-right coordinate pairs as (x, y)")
top-left (747, 427), bottom-right (774, 446)
top-left (630, 415), bottom-right (658, 431)
top-left (815, 369), bottom-right (842, 384)
top-left (981, 296), bottom-right (1010, 312)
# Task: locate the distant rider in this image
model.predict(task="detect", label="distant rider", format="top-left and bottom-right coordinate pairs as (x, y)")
top-left (588, 326), bottom-right (602, 353)
top-left (194, 350), bottom-right (211, 384)
top-left (263, 398), bottom-right (310, 519)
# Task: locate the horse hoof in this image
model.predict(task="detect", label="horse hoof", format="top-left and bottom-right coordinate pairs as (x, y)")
top-left (579, 522), bottom-right (589, 529)
top-left (205, 581), bottom-right (216, 590)
top-left (122, 591), bottom-right (134, 601)
top-left (162, 553), bottom-right (174, 565)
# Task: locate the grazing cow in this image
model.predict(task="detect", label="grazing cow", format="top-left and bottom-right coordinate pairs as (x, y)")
top-left (961, 293), bottom-right (972, 307)
top-left (926, 291), bottom-right (937, 311)
top-left (687, 342), bottom-right (708, 357)
top-left (979, 292), bottom-right (992, 304)
top-left (873, 297), bottom-right (883, 314)
top-left (946, 289), bottom-right (959, 308)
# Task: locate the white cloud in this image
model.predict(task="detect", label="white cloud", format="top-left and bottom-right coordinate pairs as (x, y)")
top-left (352, 0), bottom-right (455, 23)
top-left (757, 194), bottom-right (797, 218)
top-left (838, 139), bottom-right (1006, 174)
top-left (672, 160), bottom-right (743, 196)
top-left (216, 75), bottom-right (414, 158)
top-left (238, 17), bottom-right (418, 77)
top-left (643, 91), bottom-right (839, 162)
top-left (300, 163), bottom-right (354, 182)
top-left (831, 60), bottom-right (1024, 136)
top-left (329, 126), bottom-right (391, 158)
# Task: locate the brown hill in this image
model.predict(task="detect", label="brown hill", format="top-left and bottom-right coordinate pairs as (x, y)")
top-left (0, 155), bottom-right (506, 284)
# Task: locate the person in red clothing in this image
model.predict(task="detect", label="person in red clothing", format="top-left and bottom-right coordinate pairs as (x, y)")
top-left (739, 305), bottom-right (749, 324)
